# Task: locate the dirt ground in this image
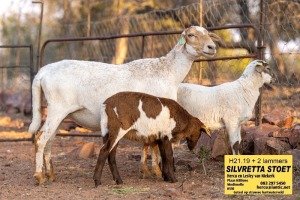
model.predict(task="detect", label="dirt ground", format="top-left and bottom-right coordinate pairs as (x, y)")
top-left (0, 114), bottom-right (299, 200)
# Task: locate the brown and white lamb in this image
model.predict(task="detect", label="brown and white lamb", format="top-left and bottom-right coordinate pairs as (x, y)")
top-left (93, 92), bottom-right (210, 186)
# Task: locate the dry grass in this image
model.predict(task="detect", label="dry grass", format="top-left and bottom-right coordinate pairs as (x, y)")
top-left (0, 131), bottom-right (31, 139)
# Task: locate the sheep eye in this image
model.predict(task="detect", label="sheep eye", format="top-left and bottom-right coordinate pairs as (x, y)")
top-left (188, 34), bottom-right (194, 37)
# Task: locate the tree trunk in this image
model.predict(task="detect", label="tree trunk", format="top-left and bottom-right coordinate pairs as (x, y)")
top-left (15, 9), bottom-right (21, 66)
top-left (87, 0), bottom-right (91, 37)
top-left (237, 0), bottom-right (256, 54)
top-left (113, 18), bottom-right (129, 64)
top-left (63, 0), bottom-right (73, 59)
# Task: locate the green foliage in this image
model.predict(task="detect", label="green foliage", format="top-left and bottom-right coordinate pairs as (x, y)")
top-left (0, 0), bottom-right (299, 86)
top-left (187, 29), bottom-right (253, 83)
top-left (109, 186), bottom-right (150, 195)
top-left (215, 49), bottom-right (252, 78)
top-left (197, 146), bottom-right (210, 164)
top-left (214, 29), bottom-right (233, 43)
top-left (266, 1), bottom-right (300, 41)
top-left (213, 29), bottom-right (252, 79)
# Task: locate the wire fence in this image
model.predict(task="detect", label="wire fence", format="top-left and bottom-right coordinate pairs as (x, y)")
top-left (0, 0), bottom-right (299, 119)
top-left (41, 0), bottom-right (300, 117)
top-left (0, 46), bottom-right (32, 91)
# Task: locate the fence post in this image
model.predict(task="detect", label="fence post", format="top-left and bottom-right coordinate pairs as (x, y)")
top-left (255, 0), bottom-right (266, 126)
top-left (141, 35), bottom-right (145, 59)
top-left (29, 44), bottom-right (34, 109)
top-left (32, 1), bottom-right (44, 72)
top-left (198, 0), bottom-right (203, 84)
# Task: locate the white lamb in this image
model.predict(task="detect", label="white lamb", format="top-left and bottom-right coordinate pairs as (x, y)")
top-left (177, 60), bottom-right (275, 154)
top-left (28, 26), bottom-right (220, 185)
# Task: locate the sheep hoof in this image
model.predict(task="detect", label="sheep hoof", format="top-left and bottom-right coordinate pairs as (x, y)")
top-left (170, 178), bottom-right (178, 183)
top-left (47, 174), bottom-right (56, 182)
top-left (34, 172), bottom-right (47, 185)
top-left (140, 168), bottom-right (152, 179)
top-left (152, 165), bottom-right (162, 178)
top-left (163, 176), bottom-right (178, 183)
top-left (115, 178), bottom-right (123, 185)
top-left (140, 174), bottom-right (150, 179)
top-left (94, 179), bottom-right (101, 188)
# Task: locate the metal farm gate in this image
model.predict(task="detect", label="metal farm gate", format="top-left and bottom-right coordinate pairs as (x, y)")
top-left (0, 45), bottom-right (34, 142)
top-left (2, 0), bottom-right (299, 141)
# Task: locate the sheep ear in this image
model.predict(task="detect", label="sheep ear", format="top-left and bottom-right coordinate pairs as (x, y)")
top-left (255, 60), bottom-right (266, 72)
top-left (179, 35), bottom-right (186, 45)
top-left (255, 64), bottom-right (264, 73)
top-left (208, 32), bottom-right (221, 42)
top-left (179, 28), bottom-right (189, 45)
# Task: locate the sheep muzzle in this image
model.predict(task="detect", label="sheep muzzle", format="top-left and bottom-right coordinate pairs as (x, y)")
top-left (181, 26), bottom-right (218, 58)
top-left (255, 60), bottom-right (276, 90)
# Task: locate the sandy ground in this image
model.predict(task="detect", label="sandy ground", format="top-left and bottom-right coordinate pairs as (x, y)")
top-left (0, 114), bottom-right (299, 200)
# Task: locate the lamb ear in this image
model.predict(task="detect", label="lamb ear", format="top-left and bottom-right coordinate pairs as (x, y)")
top-left (208, 32), bottom-right (221, 42)
top-left (255, 63), bottom-right (264, 73)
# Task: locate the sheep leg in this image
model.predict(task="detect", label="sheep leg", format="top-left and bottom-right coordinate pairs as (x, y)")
top-left (107, 141), bottom-right (123, 185)
top-left (157, 137), bottom-right (177, 183)
top-left (140, 144), bottom-right (152, 178)
top-left (43, 131), bottom-right (57, 182)
top-left (34, 106), bottom-right (77, 185)
top-left (150, 142), bottom-right (162, 178)
top-left (94, 135), bottom-right (111, 187)
top-left (34, 119), bottom-right (62, 185)
top-left (226, 124), bottom-right (242, 155)
top-left (233, 125), bottom-right (242, 155)
top-left (171, 143), bottom-right (176, 172)
top-left (34, 131), bottom-right (47, 185)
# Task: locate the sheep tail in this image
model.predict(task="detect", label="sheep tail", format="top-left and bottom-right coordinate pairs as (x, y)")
top-left (100, 104), bottom-right (110, 137)
top-left (28, 76), bottom-right (43, 134)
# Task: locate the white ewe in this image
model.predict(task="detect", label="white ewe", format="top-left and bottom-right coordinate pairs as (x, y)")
top-left (29, 26), bottom-right (220, 185)
top-left (177, 60), bottom-right (274, 154)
